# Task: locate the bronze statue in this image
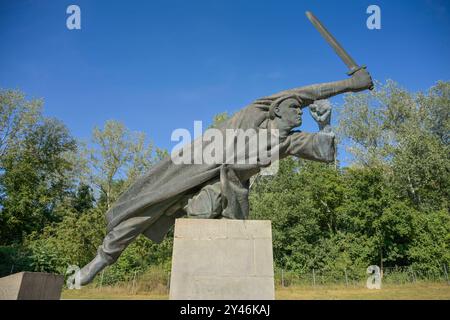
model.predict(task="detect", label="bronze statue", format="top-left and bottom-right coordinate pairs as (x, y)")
top-left (75, 11), bottom-right (374, 286)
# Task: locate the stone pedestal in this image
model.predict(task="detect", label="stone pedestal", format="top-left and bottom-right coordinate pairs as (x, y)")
top-left (0, 272), bottom-right (64, 300)
top-left (169, 218), bottom-right (275, 300)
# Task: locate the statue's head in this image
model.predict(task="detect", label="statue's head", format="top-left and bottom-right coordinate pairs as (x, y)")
top-left (270, 97), bottom-right (303, 130)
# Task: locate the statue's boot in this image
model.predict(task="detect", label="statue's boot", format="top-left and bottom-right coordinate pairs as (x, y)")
top-left (77, 253), bottom-right (109, 286)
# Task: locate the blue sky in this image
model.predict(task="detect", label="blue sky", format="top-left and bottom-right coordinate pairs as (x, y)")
top-left (1, 0), bottom-right (449, 164)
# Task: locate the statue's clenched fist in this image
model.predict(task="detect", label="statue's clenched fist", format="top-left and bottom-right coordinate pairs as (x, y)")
top-left (309, 100), bottom-right (332, 132)
top-left (351, 68), bottom-right (374, 91)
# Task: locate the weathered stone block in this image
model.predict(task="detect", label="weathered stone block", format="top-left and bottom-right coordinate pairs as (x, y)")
top-left (170, 218), bottom-right (275, 300)
top-left (0, 272), bottom-right (64, 300)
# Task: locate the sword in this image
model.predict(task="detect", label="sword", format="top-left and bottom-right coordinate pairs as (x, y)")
top-left (306, 11), bottom-right (369, 81)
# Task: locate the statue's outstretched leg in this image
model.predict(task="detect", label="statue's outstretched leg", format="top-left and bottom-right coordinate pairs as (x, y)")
top-left (77, 181), bottom-right (223, 286)
top-left (77, 215), bottom-right (158, 285)
top-left (78, 250), bottom-right (111, 285)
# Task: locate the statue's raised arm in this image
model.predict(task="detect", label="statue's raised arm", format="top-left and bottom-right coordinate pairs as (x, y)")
top-left (265, 68), bottom-right (373, 107)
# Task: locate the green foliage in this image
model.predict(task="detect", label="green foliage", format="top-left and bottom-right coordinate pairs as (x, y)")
top-left (391, 128), bottom-right (449, 210)
top-left (0, 245), bottom-right (33, 277)
top-left (24, 206), bottom-right (107, 274)
top-left (89, 120), bottom-right (155, 209)
top-left (0, 117), bottom-right (77, 244)
top-left (248, 80), bottom-right (450, 275)
top-left (0, 89), bottom-right (42, 161)
top-left (408, 209), bottom-right (450, 273)
top-left (99, 235), bottom-right (173, 285)
top-left (72, 184), bottom-right (95, 214)
top-left (250, 157), bottom-right (449, 275)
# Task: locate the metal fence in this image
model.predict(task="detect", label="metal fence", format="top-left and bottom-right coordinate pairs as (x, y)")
top-left (92, 268), bottom-right (171, 295)
top-left (275, 265), bottom-right (450, 288)
top-left (96, 264), bottom-right (450, 294)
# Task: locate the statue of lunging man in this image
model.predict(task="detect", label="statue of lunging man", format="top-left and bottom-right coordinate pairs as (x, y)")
top-left (75, 11), bottom-right (374, 285)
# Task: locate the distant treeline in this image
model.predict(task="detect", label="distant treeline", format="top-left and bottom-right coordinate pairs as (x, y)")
top-left (0, 80), bottom-right (449, 283)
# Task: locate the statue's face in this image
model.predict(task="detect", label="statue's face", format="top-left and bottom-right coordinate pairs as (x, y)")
top-left (276, 98), bottom-right (303, 130)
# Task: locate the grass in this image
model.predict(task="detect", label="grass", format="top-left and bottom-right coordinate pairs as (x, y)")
top-left (62, 289), bottom-right (168, 300)
top-left (275, 282), bottom-right (450, 300)
top-left (62, 282), bottom-right (169, 300)
top-left (62, 282), bottom-right (450, 300)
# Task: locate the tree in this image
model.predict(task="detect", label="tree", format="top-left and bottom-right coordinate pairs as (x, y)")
top-left (323, 80), bottom-right (449, 271)
top-left (24, 120), bottom-right (171, 276)
top-left (208, 112), bottom-right (230, 129)
top-left (337, 80), bottom-right (415, 166)
top-left (418, 81), bottom-right (450, 145)
top-left (250, 158), bottom-right (344, 272)
top-left (25, 205), bottom-right (107, 273)
top-left (89, 120), bottom-right (155, 209)
top-left (0, 89), bottom-right (42, 163)
top-left (391, 127), bottom-right (449, 210)
top-left (72, 184), bottom-right (95, 214)
top-left (0, 118), bottom-right (77, 244)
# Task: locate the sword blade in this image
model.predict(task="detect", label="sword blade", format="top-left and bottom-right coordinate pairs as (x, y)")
top-left (306, 11), bottom-right (359, 73)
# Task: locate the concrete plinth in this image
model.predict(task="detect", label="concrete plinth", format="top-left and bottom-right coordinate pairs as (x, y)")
top-left (169, 219), bottom-right (275, 300)
top-left (0, 272), bottom-right (64, 300)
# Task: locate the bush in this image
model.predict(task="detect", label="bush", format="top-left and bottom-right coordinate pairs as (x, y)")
top-left (0, 245), bottom-right (33, 277)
